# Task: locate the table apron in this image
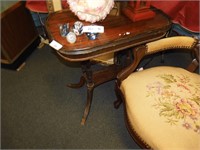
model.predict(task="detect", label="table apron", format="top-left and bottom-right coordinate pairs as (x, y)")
top-left (57, 31), bottom-right (168, 62)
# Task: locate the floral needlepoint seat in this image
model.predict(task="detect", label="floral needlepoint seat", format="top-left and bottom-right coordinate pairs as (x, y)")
top-left (115, 36), bottom-right (200, 149)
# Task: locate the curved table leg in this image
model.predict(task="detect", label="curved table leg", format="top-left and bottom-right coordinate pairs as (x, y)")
top-left (80, 60), bottom-right (95, 125)
top-left (67, 76), bottom-right (86, 88)
top-left (81, 83), bottom-right (94, 125)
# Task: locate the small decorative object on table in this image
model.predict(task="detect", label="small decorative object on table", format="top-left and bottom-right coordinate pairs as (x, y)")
top-left (83, 25), bottom-right (104, 40)
top-left (66, 31), bottom-right (76, 44)
top-left (67, 0), bottom-right (114, 23)
top-left (123, 0), bottom-right (155, 22)
top-left (59, 23), bottom-right (69, 37)
top-left (85, 32), bottom-right (99, 40)
top-left (73, 21), bottom-right (84, 36)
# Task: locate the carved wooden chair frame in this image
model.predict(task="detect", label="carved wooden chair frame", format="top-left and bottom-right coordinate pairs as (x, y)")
top-left (115, 36), bottom-right (199, 149)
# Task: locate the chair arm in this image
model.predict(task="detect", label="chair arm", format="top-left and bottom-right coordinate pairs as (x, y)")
top-left (116, 36), bottom-right (199, 85)
top-left (146, 36), bottom-right (198, 54)
top-left (146, 36), bottom-right (199, 72)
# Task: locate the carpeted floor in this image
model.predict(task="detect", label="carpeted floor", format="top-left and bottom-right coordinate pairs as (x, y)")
top-left (1, 44), bottom-right (196, 149)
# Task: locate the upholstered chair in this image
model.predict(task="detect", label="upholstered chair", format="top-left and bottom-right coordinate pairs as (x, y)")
top-left (115, 36), bottom-right (200, 149)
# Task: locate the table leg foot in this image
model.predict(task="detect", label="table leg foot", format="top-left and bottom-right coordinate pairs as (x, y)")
top-left (67, 76), bottom-right (85, 88)
top-left (81, 118), bottom-right (86, 125)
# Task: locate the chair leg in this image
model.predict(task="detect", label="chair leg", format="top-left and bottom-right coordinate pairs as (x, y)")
top-left (114, 99), bottom-right (122, 109)
top-left (114, 82), bottom-right (123, 109)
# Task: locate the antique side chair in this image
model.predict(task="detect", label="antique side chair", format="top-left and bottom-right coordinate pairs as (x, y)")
top-left (115, 36), bottom-right (200, 149)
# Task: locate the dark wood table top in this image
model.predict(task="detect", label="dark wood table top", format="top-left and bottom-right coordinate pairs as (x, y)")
top-left (45, 9), bottom-right (171, 62)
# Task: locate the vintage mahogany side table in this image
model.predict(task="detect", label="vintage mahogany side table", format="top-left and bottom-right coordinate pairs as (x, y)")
top-left (45, 9), bottom-right (171, 125)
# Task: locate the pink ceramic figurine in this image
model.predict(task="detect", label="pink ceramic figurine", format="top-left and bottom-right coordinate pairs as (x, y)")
top-left (67, 0), bottom-right (114, 23)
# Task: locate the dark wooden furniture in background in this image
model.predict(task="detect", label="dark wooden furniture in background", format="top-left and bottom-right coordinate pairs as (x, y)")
top-left (45, 9), bottom-right (171, 125)
top-left (1, 1), bottom-right (39, 70)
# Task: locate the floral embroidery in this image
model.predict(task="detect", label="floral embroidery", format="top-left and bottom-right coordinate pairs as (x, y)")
top-left (146, 74), bottom-right (200, 134)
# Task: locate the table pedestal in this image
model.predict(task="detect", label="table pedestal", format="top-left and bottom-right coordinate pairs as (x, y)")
top-left (68, 51), bottom-right (131, 125)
